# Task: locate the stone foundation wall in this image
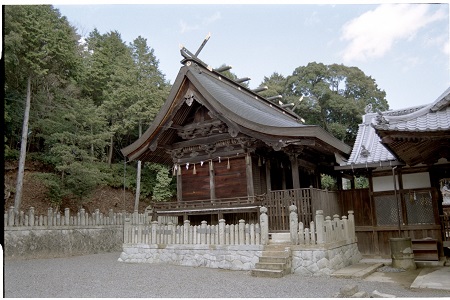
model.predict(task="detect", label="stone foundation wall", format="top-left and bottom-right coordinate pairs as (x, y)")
top-left (291, 242), bottom-right (361, 276)
top-left (118, 244), bottom-right (264, 270)
top-left (4, 226), bottom-right (123, 259)
top-left (119, 241), bottom-right (361, 275)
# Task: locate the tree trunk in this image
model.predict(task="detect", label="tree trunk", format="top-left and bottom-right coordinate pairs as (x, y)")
top-left (14, 76), bottom-right (32, 213)
top-left (134, 160), bottom-right (141, 211)
top-left (108, 135), bottom-right (113, 166)
top-left (134, 119), bottom-right (142, 211)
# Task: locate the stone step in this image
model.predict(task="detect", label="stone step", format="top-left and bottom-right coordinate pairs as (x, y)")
top-left (255, 262), bottom-right (286, 270)
top-left (251, 268), bottom-right (285, 278)
top-left (264, 244), bottom-right (292, 251)
top-left (261, 251), bottom-right (290, 258)
top-left (259, 256), bottom-right (291, 264)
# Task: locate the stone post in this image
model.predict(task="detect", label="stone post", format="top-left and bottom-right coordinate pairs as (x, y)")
top-left (64, 208), bottom-right (70, 226)
top-left (56, 211), bottom-right (61, 226)
top-left (289, 205), bottom-right (298, 245)
top-left (183, 220), bottom-right (190, 244)
top-left (80, 208), bottom-right (85, 226)
top-left (29, 207), bottom-right (35, 227)
top-left (219, 219), bottom-right (225, 245)
top-left (255, 223), bottom-right (260, 245)
top-left (305, 228), bottom-right (310, 244)
top-left (299, 222), bottom-right (305, 245)
top-left (151, 221), bottom-right (158, 244)
top-left (259, 206), bottom-right (269, 245)
top-left (239, 219), bottom-right (245, 245)
top-left (19, 210), bottom-right (24, 226)
top-left (109, 209), bottom-right (114, 225)
top-left (24, 215), bottom-right (28, 226)
top-left (48, 207), bottom-right (53, 226)
top-left (250, 223), bottom-right (255, 245)
top-left (193, 225), bottom-right (197, 245)
top-left (8, 206), bottom-right (14, 226)
top-left (230, 224), bottom-right (235, 245)
top-left (176, 225), bottom-right (181, 244)
top-left (207, 225), bottom-right (211, 245)
top-left (315, 210), bottom-right (325, 244)
top-left (201, 221), bottom-right (207, 244)
top-left (189, 225), bottom-right (194, 244)
top-left (333, 214), bottom-right (340, 242)
top-left (342, 216), bottom-right (349, 241)
top-left (310, 221), bottom-right (316, 245)
top-left (348, 211), bottom-right (355, 241)
top-left (225, 224), bottom-right (230, 245)
top-left (124, 218), bottom-right (131, 244)
top-left (245, 223), bottom-right (250, 245)
top-left (325, 216), bottom-right (332, 242)
top-left (95, 209), bottom-right (100, 225)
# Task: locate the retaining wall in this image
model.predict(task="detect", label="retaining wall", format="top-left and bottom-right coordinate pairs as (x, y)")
top-left (4, 226), bottom-right (123, 259)
top-left (118, 244), bottom-right (264, 270)
top-left (291, 241), bottom-right (362, 276)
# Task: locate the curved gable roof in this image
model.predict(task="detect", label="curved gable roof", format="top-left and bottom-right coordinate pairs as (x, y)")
top-left (122, 58), bottom-right (351, 163)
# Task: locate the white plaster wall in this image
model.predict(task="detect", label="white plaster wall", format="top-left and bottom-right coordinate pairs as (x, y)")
top-left (372, 175), bottom-right (399, 192)
top-left (372, 172), bottom-right (430, 192)
top-left (402, 172), bottom-right (431, 189)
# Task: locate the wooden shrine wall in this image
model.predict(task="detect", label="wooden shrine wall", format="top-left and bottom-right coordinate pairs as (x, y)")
top-left (181, 157), bottom-right (247, 201)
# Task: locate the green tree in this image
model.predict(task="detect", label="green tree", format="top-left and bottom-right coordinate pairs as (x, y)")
top-left (285, 62), bottom-right (388, 145)
top-left (4, 5), bottom-right (81, 212)
top-left (126, 36), bottom-right (169, 136)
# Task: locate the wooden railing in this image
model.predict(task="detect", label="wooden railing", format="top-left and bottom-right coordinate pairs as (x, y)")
top-left (263, 187), bottom-right (339, 232)
top-left (150, 195), bottom-right (264, 214)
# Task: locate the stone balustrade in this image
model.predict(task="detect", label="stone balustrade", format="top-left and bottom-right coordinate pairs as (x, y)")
top-left (289, 205), bottom-right (356, 246)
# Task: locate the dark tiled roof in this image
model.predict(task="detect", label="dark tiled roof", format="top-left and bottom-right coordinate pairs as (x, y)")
top-left (373, 86), bottom-right (450, 132)
top-left (188, 68), bottom-right (304, 128)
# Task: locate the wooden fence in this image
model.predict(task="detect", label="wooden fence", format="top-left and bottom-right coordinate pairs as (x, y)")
top-left (4, 206), bottom-right (150, 227)
top-left (339, 187), bottom-right (443, 256)
top-left (263, 187), bottom-right (339, 232)
top-left (289, 205), bottom-right (356, 246)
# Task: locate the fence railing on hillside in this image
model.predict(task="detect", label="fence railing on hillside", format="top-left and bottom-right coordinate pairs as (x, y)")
top-left (124, 206), bottom-right (270, 246)
top-left (289, 205), bottom-right (355, 246)
top-left (4, 206), bottom-right (152, 227)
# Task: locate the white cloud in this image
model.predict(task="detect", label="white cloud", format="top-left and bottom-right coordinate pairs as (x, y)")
top-left (340, 4), bottom-right (446, 62)
top-left (179, 11), bottom-right (221, 34)
top-left (442, 40), bottom-right (450, 56)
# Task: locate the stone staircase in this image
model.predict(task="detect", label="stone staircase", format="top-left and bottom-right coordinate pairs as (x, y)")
top-left (251, 243), bottom-right (292, 278)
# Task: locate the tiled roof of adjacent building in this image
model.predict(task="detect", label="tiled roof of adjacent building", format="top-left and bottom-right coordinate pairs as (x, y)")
top-left (338, 86), bottom-right (450, 169)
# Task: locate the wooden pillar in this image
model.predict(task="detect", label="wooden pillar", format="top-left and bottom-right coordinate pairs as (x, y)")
top-left (246, 154), bottom-right (255, 197)
top-left (265, 160), bottom-right (272, 192)
top-left (209, 161), bottom-right (216, 200)
top-left (177, 164), bottom-right (182, 202)
top-left (289, 154), bottom-right (300, 189)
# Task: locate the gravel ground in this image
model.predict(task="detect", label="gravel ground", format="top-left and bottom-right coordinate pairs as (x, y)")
top-left (4, 252), bottom-right (450, 298)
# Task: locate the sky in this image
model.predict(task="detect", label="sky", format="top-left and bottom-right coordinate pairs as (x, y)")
top-left (11, 1), bottom-right (450, 110)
